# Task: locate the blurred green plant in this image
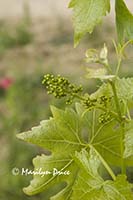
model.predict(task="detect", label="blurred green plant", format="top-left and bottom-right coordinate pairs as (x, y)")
top-left (0, 2), bottom-right (33, 53)
top-left (0, 73), bottom-right (51, 200)
top-left (0, 22), bottom-right (33, 51)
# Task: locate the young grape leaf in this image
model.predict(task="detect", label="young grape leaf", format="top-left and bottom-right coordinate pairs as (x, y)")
top-left (85, 49), bottom-right (99, 63)
top-left (72, 148), bottom-right (133, 200)
top-left (17, 103), bottom-right (132, 198)
top-left (91, 78), bottom-right (132, 99)
top-left (76, 103), bottom-right (133, 166)
top-left (90, 78), bottom-right (133, 162)
top-left (85, 67), bottom-right (115, 80)
top-left (68, 0), bottom-right (110, 47)
top-left (91, 78), bottom-right (133, 112)
top-left (115, 78), bottom-right (133, 104)
top-left (23, 154), bottom-right (78, 199)
top-left (115, 0), bottom-right (133, 44)
top-left (124, 120), bottom-right (133, 159)
top-left (17, 106), bottom-right (83, 196)
top-left (100, 43), bottom-right (108, 61)
top-left (85, 44), bottom-right (109, 66)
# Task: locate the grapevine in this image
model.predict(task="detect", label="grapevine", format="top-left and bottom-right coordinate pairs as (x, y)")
top-left (17, 0), bottom-right (133, 199)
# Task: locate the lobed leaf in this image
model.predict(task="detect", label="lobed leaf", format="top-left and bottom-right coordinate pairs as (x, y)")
top-left (86, 67), bottom-right (115, 80)
top-left (17, 106), bottom-right (82, 196)
top-left (90, 77), bottom-right (133, 163)
top-left (17, 78), bottom-right (133, 197)
top-left (72, 149), bottom-right (133, 200)
top-left (76, 104), bottom-right (123, 166)
top-left (115, 0), bottom-right (133, 44)
top-left (115, 78), bottom-right (133, 103)
top-left (69, 0), bottom-right (110, 47)
top-left (91, 77), bottom-right (133, 110)
top-left (124, 121), bottom-right (133, 159)
top-left (17, 102), bottom-right (133, 198)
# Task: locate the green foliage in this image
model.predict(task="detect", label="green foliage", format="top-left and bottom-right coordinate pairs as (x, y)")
top-left (15, 23), bottom-right (33, 45)
top-left (5, 75), bottom-right (46, 131)
top-left (69, 0), bottom-right (110, 47)
top-left (18, 45), bottom-right (133, 198)
top-left (115, 0), bottom-right (133, 44)
top-left (72, 149), bottom-right (133, 200)
top-left (124, 121), bottom-right (133, 159)
top-left (17, 92), bottom-right (133, 198)
top-left (69, 0), bottom-right (133, 46)
top-left (0, 24), bottom-right (16, 49)
top-left (0, 19), bottom-right (33, 52)
top-left (0, 74), bottom-right (50, 200)
top-left (17, 0), bottom-right (133, 199)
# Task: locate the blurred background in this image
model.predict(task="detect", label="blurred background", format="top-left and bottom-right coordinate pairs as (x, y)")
top-left (0, 0), bottom-right (133, 200)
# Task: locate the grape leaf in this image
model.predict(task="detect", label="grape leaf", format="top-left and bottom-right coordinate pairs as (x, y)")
top-left (17, 103), bottom-right (132, 198)
top-left (75, 103), bottom-right (133, 166)
top-left (91, 78), bottom-right (133, 100)
top-left (23, 154), bottom-right (78, 199)
top-left (69, 0), bottom-right (110, 47)
top-left (115, 0), bottom-right (133, 44)
top-left (91, 78), bottom-right (133, 112)
top-left (86, 67), bottom-right (115, 80)
top-left (90, 78), bottom-right (133, 161)
top-left (85, 44), bottom-right (109, 66)
top-left (124, 121), bottom-right (133, 159)
top-left (72, 148), bottom-right (133, 200)
top-left (85, 49), bottom-right (99, 63)
top-left (17, 106), bottom-right (83, 196)
top-left (115, 78), bottom-right (133, 103)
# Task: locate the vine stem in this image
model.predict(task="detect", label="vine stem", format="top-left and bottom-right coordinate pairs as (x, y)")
top-left (115, 40), bottom-right (133, 76)
top-left (115, 57), bottom-right (122, 76)
top-left (90, 145), bottom-right (116, 181)
top-left (121, 40), bottom-right (133, 53)
top-left (109, 79), bottom-right (126, 174)
top-left (109, 80), bottom-right (122, 120)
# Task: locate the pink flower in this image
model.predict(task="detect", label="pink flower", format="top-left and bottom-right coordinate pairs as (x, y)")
top-left (0, 77), bottom-right (13, 90)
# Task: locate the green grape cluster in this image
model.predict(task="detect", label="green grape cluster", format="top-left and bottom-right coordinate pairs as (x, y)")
top-left (82, 96), bottom-right (97, 109)
top-left (98, 95), bottom-right (112, 107)
top-left (82, 95), bottom-right (111, 110)
top-left (98, 112), bottom-right (111, 124)
top-left (42, 74), bottom-right (83, 104)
